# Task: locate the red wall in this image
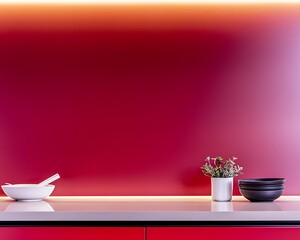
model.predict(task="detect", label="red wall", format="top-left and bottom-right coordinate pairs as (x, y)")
top-left (0, 4), bottom-right (299, 195)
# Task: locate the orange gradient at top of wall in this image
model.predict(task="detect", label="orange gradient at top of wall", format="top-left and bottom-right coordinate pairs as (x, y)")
top-left (0, 4), bottom-right (300, 31)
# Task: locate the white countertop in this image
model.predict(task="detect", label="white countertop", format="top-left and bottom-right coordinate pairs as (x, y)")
top-left (1, 196), bottom-right (300, 222)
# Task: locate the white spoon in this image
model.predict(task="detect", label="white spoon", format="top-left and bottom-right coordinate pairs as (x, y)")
top-left (38, 173), bottom-right (60, 186)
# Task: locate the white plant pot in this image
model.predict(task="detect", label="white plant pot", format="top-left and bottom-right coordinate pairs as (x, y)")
top-left (211, 177), bottom-right (233, 202)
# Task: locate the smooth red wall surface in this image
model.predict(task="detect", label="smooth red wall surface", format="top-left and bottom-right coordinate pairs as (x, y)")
top-left (148, 227), bottom-right (300, 240)
top-left (0, 4), bottom-right (300, 195)
top-left (0, 227), bottom-right (144, 240)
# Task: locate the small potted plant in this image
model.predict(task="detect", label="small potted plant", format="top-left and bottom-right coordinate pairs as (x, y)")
top-left (201, 156), bottom-right (243, 201)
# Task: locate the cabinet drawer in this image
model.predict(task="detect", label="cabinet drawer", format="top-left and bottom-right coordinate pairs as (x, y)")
top-left (0, 227), bottom-right (144, 240)
top-left (147, 227), bottom-right (300, 240)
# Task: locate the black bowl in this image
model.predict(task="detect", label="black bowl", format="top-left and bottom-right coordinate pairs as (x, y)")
top-left (239, 189), bottom-right (283, 202)
top-left (239, 183), bottom-right (284, 188)
top-left (239, 182), bottom-right (284, 188)
top-left (239, 178), bottom-right (285, 185)
top-left (239, 185), bottom-right (284, 191)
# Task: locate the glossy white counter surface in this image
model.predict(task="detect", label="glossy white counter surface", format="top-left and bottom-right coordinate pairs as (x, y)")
top-left (0, 196), bottom-right (300, 222)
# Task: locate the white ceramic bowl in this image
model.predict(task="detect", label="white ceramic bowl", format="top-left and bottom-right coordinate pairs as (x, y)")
top-left (1, 184), bottom-right (55, 201)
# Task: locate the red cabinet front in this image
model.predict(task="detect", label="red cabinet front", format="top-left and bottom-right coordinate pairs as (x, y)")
top-left (147, 227), bottom-right (300, 240)
top-left (0, 227), bottom-right (144, 240)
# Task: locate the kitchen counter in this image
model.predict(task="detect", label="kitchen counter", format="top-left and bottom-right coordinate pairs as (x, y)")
top-left (1, 196), bottom-right (300, 226)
